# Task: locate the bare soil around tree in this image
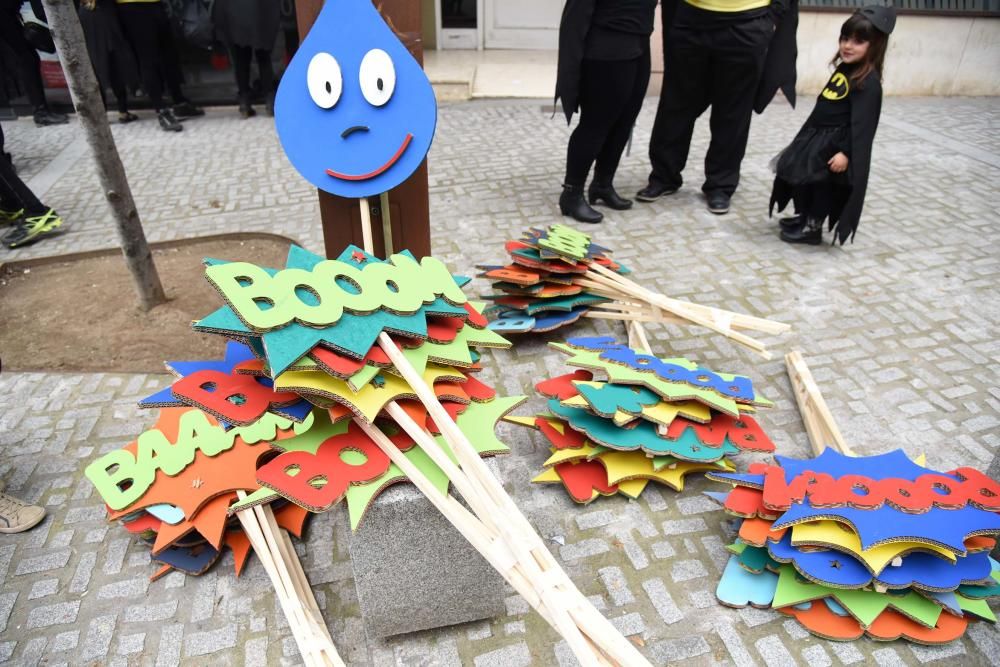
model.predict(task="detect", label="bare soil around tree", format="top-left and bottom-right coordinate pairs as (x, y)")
top-left (0, 235), bottom-right (294, 373)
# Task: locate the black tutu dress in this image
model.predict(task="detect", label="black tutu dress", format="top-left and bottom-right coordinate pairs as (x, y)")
top-left (770, 65), bottom-right (883, 244)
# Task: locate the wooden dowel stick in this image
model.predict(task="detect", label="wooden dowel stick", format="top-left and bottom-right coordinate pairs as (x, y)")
top-left (379, 192), bottom-right (394, 256)
top-left (235, 496), bottom-right (326, 667)
top-left (359, 198), bottom-right (375, 256)
top-left (353, 417), bottom-right (611, 665)
top-left (585, 267), bottom-right (770, 357)
top-left (588, 262), bottom-right (790, 335)
top-left (376, 334), bottom-right (651, 667)
top-left (784, 351), bottom-right (854, 457)
top-left (260, 506), bottom-right (343, 665)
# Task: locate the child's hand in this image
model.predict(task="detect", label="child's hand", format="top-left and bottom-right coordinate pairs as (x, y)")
top-left (828, 152), bottom-right (849, 173)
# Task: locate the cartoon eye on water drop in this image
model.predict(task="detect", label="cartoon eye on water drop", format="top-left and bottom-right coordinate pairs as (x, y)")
top-left (274, 0), bottom-right (438, 199)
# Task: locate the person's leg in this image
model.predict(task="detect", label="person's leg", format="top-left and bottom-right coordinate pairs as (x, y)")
top-left (107, 59), bottom-right (132, 118)
top-left (561, 59), bottom-right (636, 223)
top-left (0, 148), bottom-right (62, 248)
top-left (152, 4), bottom-right (203, 117)
top-left (640, 25), bottom-right (711, 199)
top-left (230, 45), bottom-right (254, 117)
top-left (255, 48), bottom-right (275, 115)
top-left (0, 16), bottom-right (66, 125)
top-left (591, 49), bottom-right (651, 205)
top-left (118, 5), bottom-right (181, 131)
top-left (702, 16), bottom-right (771, 199)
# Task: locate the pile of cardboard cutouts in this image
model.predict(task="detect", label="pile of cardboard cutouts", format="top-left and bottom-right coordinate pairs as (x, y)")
top-left (506, 336), bottom-right (776, 503)
top-left (479, 224), bottom-right (628, 334)
top-left (479, 224), bottom-right (791, 357)
top-left (705, 352), bottom-right (1000, 645)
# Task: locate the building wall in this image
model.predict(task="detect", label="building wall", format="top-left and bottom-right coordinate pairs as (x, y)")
top-left (650, 12), bottom-right (1000, 96)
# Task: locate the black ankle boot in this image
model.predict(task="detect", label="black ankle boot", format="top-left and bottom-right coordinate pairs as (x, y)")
top-left (780, 217), bottom-right (823, 245)
top-left (588, 182), bottom-right (632, 210)
top-left (559, 185), bottom-right (603, 224)
top-left (778, 214), bottom-right (804, 231)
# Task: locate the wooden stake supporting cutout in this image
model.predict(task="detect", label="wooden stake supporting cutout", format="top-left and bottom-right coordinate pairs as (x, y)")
top-left (585, 263), bottom-right (775, 358)
top-left (355, 208), bottom-right (647, 666)
top-left (379, 192), bottom-right (394, 256)
top-left (359, 198), bottom-right (375, 259)
top-left (784, 351), bottom-right (854, 457)
top-left (234, 492), bottom-right (344, 667)
top-left (353, 416), bottom-right (615, 667)
top-left (376, 333), bottom-right (650, 667)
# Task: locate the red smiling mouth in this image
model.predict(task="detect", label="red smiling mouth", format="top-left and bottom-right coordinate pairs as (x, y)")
top-left (325, 133), bottom-right (414, 181)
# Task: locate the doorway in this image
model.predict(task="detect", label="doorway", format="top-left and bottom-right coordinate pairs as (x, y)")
top-left (437, 0), bottom-right (480, 50)
top-left (483, 0), bottom-right (561, 50)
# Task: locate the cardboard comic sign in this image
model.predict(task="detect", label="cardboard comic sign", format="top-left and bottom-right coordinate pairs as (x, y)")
top-left (274, 0), bottom-right (437, 198)
top-left (197, 245), bottom-right (469, 375)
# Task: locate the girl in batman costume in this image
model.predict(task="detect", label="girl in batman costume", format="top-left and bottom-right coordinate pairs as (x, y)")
top-left (770, 5), bottom-right (895, 245)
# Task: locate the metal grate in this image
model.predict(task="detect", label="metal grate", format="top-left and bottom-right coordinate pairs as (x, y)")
top-left (800, 0), bottom-right (1000, 15)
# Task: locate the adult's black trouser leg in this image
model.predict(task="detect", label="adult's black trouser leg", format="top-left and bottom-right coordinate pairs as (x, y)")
top-left (0, 136), bottom-right (46, 215)
top-left (703, 17), bottom-right (770, 196)
top-left (255, 49), bottom-right (275, 99)
top-left (0, 15), bottom-right (47, 109)
top-left (593, 48), bottom-right (651, 185)
top-left (107, 58), bottom-right (129, 114)
top-left (564, 57), bottom-right (647, 189)
top-left (646, 26), bottom-right (712, 191)
top-left (151, 5), bottom-right (188, 104)
top-left (230, 45), bottom-right (253, 97)
top-left (117, 5), bottom-right (166, 109)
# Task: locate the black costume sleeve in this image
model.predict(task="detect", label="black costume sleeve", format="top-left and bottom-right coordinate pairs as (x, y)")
top-left (554, 0), bottom-right (597, 125)
top-left (753, 0), bottom-right (798, 113)
top-left (832, 72), bottom-right (882, 244)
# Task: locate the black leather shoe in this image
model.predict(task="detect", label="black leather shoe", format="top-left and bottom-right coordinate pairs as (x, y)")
top-left (157, 109), bottom-right (183, 132)
top-left (33, 108), bottom-right (68, 126)
top-left (706, 192), bottom-right (730, 215)
top-left (588, 182), bottom-right (632, 210)
top-left (780, 217), bottom-right (823, 245)
top-left (635, 182), bottom-right (679, 202)
top-left (559, 185), bottom-right (603, 224)
top-left (172, 101), bottom-right (205, 118)
top-left (779, 214), bottom-right (804, 230)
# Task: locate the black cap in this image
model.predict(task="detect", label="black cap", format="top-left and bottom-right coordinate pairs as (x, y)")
top-left (859, 4), bottom-right (897, 35)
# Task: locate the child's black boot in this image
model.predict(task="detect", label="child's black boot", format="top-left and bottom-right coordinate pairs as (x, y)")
top-left (559, 184), bottom-right (603, 224)
top-left (778, 214), bottom-right (804, 231)
top-left (780, 217), bottom-right (823, 245)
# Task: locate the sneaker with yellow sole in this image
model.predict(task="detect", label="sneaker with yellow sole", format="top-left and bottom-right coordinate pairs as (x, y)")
top-left (0, 206), bottom-right (24, 225)
top-left (1, 208), bottom-right (63, 248)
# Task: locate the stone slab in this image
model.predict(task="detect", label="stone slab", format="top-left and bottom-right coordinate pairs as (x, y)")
top-left (348, 459), bottom-right (505, 639)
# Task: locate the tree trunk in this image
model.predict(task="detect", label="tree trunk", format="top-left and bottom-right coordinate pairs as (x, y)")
top-left (41, 0), bottom-right (166, 311)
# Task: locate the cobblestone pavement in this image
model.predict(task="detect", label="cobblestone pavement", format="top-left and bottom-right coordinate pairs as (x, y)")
top-left (0, 96), bottom-right (998, 666)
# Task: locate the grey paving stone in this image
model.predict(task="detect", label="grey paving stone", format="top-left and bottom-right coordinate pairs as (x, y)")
top-left (598, 565), bottom-right (635, 606)
top-left (80, 613), bottom-right (116, 662)
top-left (473, 641), bottom-right (531, 667)
top-left (0, 96), bottom-right (999, 666)
top-left (26, 601), bottom-right (81, 629)
top-left (650, 635), bottom-right (711, 662)
top-left (184, 623), bottom-right (238, 657)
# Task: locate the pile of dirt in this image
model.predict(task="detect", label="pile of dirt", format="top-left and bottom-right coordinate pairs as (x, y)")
top-left (0, 235), bottom-right (294, 373)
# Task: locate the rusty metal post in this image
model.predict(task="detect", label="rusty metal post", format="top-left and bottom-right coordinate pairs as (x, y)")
top-left (294, 0), bottom-right (432, 260)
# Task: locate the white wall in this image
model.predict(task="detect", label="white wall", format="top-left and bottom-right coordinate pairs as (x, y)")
top-left (796, 13), bottom-right (1000, 96)
top-left (651, 12), bottom-right (1000, 96)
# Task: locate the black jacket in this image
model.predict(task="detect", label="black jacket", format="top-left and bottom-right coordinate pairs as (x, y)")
top-left (554, 0), bottom-right (656, 125)
top-left (657, 0), bottom-right (799, 113)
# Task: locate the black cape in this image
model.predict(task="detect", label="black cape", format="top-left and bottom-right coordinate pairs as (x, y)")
top-left (754, 0), bottom-right (798, 113)
top-left (770, 70), bottom-right (882, 244)
top-left (554, 0), bottom-right (596, 125)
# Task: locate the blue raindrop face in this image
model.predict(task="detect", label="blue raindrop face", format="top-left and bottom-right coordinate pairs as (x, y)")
top-left (274, 0), bottom-right (437, 198)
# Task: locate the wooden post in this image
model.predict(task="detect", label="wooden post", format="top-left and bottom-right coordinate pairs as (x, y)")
top-left (41, 0), bottom-right (167, 311)
top-left (295, 0), bottom-right (432, 260)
